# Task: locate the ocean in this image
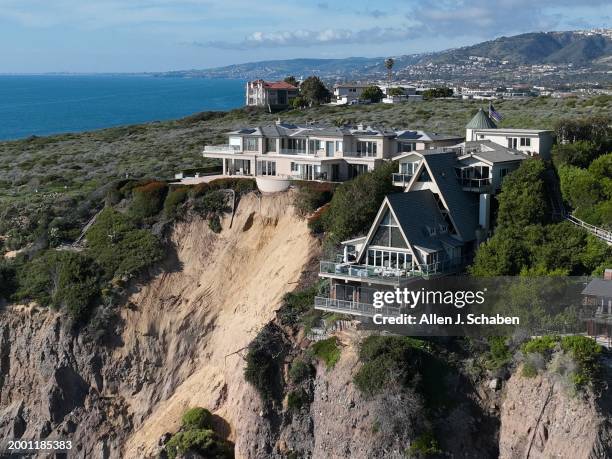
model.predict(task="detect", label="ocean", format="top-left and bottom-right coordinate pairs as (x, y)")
top-left (0, 75), bottom-right (245, 141)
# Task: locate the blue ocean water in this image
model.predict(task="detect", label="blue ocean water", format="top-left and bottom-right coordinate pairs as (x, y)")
top-left (0, 75), bottom-right (245, 140)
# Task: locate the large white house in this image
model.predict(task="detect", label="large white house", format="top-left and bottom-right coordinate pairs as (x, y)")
top-left (465, 109), bottom-right (554, 159)
top-left (202, 121), bottom-right (464, 182)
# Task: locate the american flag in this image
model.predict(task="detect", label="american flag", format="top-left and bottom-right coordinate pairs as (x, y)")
top-left (489, 103), bottom-right (503, 122)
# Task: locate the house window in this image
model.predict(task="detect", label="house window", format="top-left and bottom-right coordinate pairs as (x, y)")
top-left (507, 137), bottom-right (518, 149)
top-left (349, 164), bottom-right (368, 178)
top-left (308, 139), bottom-right (322, 152)
top-left (257, 160), bottom-right (276, 176)
top-left (335, 141), bottom-right (343, 152)
top-left (356, 141), bottom-right (377, 157)
top-left (366, 249), bottom-right (412, 269)
top-left (397, 142), bottom-right (415, 153)
top-left (400, 161), bottom-right (418, 175)
top-left (286, 138), bottom-right (306, 153)
top-left (290, 162), bottom-right (298, 172)
top-left (417, 168), bottom-right (431, 182)
top-left (245, 138), bottom-right (259, 151)
top-left (520, 137), bottom-right (531, 147)
top-left (499, 168), bottom-right (508, 179)
top-left (370, 210), bottom-right (408, 249)
top-left (265, 138), bottom-right (277, 152)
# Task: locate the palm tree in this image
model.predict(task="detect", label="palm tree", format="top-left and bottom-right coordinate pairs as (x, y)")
top-left (384, 58), bottom-right (395, 85)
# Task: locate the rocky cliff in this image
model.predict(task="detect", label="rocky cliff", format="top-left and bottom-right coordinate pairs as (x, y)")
top-left (0, 191), bottom-right (610, 458)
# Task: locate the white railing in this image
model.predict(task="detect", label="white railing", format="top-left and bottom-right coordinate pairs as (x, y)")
top-left (203, 145), bottom-right (241, 153)
top-left (314, 296), bottom-right (401, 318)
top-left (566, 215), bottom-right (612, 244)
top-left (392, 173), bottom-right (413, 186)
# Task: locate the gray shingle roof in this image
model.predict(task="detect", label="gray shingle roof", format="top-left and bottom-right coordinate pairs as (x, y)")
top-left (420, 151), bottom-right (480, 241)
top-left (386, 191), bottom-right (460, 253)
top-left (466, 109), bottom-right (497, 129)
top-left (463, 141), bottom-right (527, 164)
top-left (582, 278), bottom-right (612, 298)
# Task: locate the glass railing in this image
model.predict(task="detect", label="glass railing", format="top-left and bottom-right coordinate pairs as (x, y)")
top-left (320, 258), bottom-right (465, 280)
top-left (458, 177), bottom-right (491, 188)
top-left (314, 296), bottom-right (401, 317)
top-left (203, 145), bottom-right (241, 153)
top-left (392, 173), bottom-right (413, 185)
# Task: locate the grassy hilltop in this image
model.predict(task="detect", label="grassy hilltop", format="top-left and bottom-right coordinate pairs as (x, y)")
top-left (0, 95), bottom-right (610, 253)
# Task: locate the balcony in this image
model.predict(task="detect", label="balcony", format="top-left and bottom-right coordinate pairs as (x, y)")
top-left (203, 145), bottom-right (242, 154)
top-left (458, 177), bottom-right (491, 192)
top-left (392, 173), bottom-right (413, 187)
top-left (343, 151), bottom-right (377, 159)
top-left (280, 148), bottom-right (311, 156)
top-left (319, 258), bottom-right (465, 283)
top-left (314, 296), bottom-right (401, 318)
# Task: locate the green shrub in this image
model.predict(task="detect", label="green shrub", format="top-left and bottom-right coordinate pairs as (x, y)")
top-left (522, 360), bottom-right (538, 378)
top-left (208, 215), bottom-right (222, 233)
top-left (190, 182), bottom-right (211, 198)
top-left (522, 335), bottom-right (559, 355)
top-left (86, 208), bottom-right (164, 279)
top-left (208, 177), bottom-right (256, 195)
top-left (289, 358), bottom-right (314, 384)
top-left (277, 285), bottom-right (318, 326)
top-left (0, 260), bottom-right (17, 299)
top-left (182, 407), bottom-right (213, 430)
top-left (130, 180), bottom-right (168, 219)
top-left (200, 190), bottom-right (229, 215)
top-left (485, 336), bottom-right (512, 370)
top-left (164, 187), bottom-right (189, 219)
top-left (323, 162), bottom-right (396, 243)
top-left (287, 389), bottom-right (310, 411)
top-left (312, 337), bottom-right (341, 369)
top-left (15, 251), bottom-right (101, 322)
top-left (244, 323), bottom-right (287, 403)
top-left (165, 429), bottom-right (232, 459)
top-left (353, 335), bottom-right (428, 396)
top-left (560, 335), bottom-right (602, 386)
top-left (293, 182), bottom-right (335, 216)
top-left (409, 431), bottom-right (442, 456)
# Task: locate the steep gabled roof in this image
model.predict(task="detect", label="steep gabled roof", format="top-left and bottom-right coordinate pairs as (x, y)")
top-left (386, 191), bottom-right (448, 252)
top-left (420, 151), bottom-right (480, 242)
top-left (466, 109), bottom-right (497, 129)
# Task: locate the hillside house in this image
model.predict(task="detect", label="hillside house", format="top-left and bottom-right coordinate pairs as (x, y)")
top-left (202, 121), bottom-right (463, 182)
top-left (465, 109), bottom-right (554, 159)
top-left (582, 269), bottom-right (612, 347)
top-left (315, 142), bottom-right (528, 318)
top-left (246, 80), bottom-right (299, 110)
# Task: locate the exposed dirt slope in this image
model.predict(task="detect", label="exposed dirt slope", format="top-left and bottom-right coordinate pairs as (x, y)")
top-left (499, 366), bottom-right (612, 458)
top-left (0, 191), bottom-right (318, 458)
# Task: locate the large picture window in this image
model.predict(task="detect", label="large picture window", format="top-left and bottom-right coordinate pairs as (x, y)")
top-left (356, 141), bottom-right (377, 157)
top-left (370, 210), bottom-right (408, 248)
top-left (245, 138), bottom-right (259, 151)
top-left (257, 160), bottom-right (276, 176)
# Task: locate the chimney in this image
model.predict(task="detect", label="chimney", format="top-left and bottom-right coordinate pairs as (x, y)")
top-left (604, 268), bottom-right (612, 281)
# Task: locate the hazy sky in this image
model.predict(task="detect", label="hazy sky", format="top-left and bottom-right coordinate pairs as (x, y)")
top-left (0, 0), bottom-right (610, 73)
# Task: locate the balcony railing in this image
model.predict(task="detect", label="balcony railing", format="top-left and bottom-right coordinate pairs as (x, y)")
top-left (319, 258), bottom-right (465, 282)
top-left (343, 151), bottom-right (377, 158)
top-left (203, 145), bottom-right (241, 154)
top-left (392, 173), bottom-right (413, 186)
top-left (314, 296), bottom-right (401, 317)
top-left (280, 148), bottom-right (311, 155)
top-left (458, 177), bottom-right (491, 190)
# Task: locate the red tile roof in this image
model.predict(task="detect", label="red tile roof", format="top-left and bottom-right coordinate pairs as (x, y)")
top-left (251, 79), bottom-right (297, 89)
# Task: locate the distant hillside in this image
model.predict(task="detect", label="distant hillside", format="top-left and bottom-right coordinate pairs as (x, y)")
top-left (156, 29), bottom-right (612, 84)
top-left (425, 30), bottom-right (612, 65)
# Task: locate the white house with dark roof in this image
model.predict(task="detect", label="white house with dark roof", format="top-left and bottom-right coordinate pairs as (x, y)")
top-left (314, 143), bottom-right (528, 318)
top-left (203, 121), bottom-right (463, 182)
top-left (465, 108), bottom-right (554, 159)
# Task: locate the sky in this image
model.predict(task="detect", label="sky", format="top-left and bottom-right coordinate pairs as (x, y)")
top-left (0, 0), bottom-right (610, 73)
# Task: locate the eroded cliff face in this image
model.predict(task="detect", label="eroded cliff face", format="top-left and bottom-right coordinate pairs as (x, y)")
top-left (0, 191), bottom-right (319, 458)
top-left (1, 191), bottom-right (611, 458)
top-left (499, 366), bottom-right (612, 459)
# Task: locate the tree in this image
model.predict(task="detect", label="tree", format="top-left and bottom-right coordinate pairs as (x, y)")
top-left (323, 161), bottom-right (396, 243)
top-left (360, 85), bottom-right (384, 103)
top-left (496, 159), bottom-right (550, 229)
top-left (384, 58), bottom-right (395, 84)
top-left (299, 76), bottom-right (331, 106)
top-left (290, 95), bottom-right (308, 109)
top-left (387, 87), bottom-right (405, 96)
top-left (422, 87), bottom-right (453, 99)
top-left (283, 76), bottom-right (298, 87)
top-left (552, 141), bottom-right (600, 168)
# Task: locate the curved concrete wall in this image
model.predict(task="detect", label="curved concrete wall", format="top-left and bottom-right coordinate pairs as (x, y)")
top-left (256, 176), bottom-right (292, 193)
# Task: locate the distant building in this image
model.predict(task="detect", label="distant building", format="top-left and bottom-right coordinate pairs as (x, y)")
top-left (246, 80), bottom-right (299, 110)
top-left (332, 83), bottom-right (371, 105)
top-left (465, 109), bottom-right (553, 159)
